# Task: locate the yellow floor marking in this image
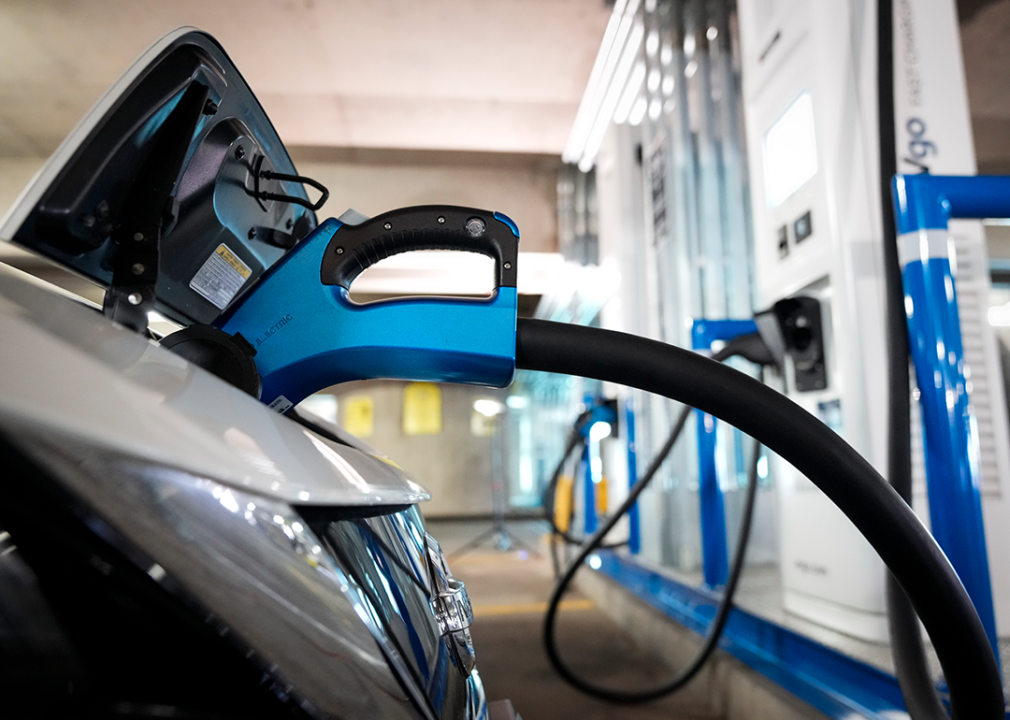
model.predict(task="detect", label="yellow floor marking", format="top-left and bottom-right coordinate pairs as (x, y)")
top-left (473, 599), bottom-right (595, 617)
top-left (448, 552), bottom-right (541, 565)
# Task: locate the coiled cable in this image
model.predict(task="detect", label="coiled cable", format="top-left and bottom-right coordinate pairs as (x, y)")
top-left (540, 334), bottom-right (765, 701)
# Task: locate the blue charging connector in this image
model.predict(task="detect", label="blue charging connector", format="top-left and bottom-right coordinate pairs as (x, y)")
top-left (215, 205), bottom-right (520, 412)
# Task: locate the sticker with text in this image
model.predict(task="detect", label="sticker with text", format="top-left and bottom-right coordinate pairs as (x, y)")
top-left (190, 244), bottom-right (252, 309)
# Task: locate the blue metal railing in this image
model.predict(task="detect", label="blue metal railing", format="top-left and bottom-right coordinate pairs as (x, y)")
top-left (891, 173), bottom-right (1004, 663)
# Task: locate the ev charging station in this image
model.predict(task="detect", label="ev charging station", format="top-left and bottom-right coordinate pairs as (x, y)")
top-left (739, 0), bottom-right (1010, 645)
top-left (738, 0), bottom-right (896, 642)
top-left (559, 0), bottom-right (1010, 713)
top-left (5, 9), bottom-right (1010, 720)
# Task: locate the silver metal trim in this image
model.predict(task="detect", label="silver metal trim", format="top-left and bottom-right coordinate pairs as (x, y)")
top-left (426, 533), bottom-right (476, 677)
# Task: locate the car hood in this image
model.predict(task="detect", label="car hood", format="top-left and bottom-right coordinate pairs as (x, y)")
top-left (0, 263), bottom-right (429, 506)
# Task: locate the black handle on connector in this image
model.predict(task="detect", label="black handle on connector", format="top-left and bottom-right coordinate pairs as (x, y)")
top-left (320, 205), bottom-right (520, 290)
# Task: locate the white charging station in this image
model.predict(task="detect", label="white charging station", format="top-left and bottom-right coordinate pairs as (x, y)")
top-left (738, 0), bottom-right (1010, 641)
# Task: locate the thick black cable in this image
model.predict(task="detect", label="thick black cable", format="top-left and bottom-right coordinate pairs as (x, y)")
top-left (876, 1), bottom-right (948, 717)
top-left (515, 317), bottom-right (1004, 720)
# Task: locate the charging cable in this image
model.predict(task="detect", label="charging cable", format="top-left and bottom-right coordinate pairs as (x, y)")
top-left (515, 317), bottom-right (1004, 719)
top-left (540, 332), bottom-right (769, 702)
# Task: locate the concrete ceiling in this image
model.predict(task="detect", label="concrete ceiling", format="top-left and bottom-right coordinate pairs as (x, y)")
top-left (0, 0), bottom-right (611, 158)
top-left (961, 0), bottom-right (1010, 171)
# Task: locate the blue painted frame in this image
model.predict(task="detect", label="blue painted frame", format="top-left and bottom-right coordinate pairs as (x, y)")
top-left (891, 174), bottom-right (1004, 662)
top-left (624, 397), bottom-right (641, 554)
top-left (581, 442), bottom-right (596, 535)
top-left (690, 319), bottom-right (758, 588)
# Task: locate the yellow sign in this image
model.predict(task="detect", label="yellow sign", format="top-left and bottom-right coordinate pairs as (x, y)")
top-left (402, 382), bottom-right (442, 435)
top-left (554, 475), bottom-right (575, 532)
top-left (216, 244), bottom-right (251, 278)
top-left (343, 396), bottom-right (374, 437)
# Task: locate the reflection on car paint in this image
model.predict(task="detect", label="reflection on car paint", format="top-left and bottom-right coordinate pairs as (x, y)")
top-left (306, 505), bottom-right (478, 720)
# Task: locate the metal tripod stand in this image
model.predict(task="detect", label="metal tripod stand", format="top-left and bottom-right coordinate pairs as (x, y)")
top-left (449, 410), bottom-right (538, 558)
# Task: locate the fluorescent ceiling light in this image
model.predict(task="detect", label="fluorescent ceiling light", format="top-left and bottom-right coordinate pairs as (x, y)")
top-left (562, 0), bottom-right (630, 163)
top-left (646, 29), bottom-right (659, 57)
top-left (648, 97), bottom-right (662, 121)
top-left (660, 42), bottom-right (673, 66)
top-left (628, 96), bottom-right (648, 126)
top-left (613, 61), bottom-right (646, 124)
top-left (474, 399), bottom-right (504, 417)
top-left (648, 67), bottom-right (661, 92)
top-left (563, 0), bottom-right (642, 168)
top-left (579, 19), bottom-right (644, 171)
top-left (989, 304), bottom-right (1010, 327)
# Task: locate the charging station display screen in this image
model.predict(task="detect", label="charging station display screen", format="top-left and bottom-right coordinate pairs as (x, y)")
top-left (763, 92), bottom-right (818, 207)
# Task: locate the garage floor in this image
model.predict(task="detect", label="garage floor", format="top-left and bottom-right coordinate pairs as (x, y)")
top-left (427, 519), bottom-right (712, 720)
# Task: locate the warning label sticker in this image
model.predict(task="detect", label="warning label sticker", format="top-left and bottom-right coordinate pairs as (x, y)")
top-left (268, 396), bottom-right (294, 414)
top-left (190, 244), bottom-right (252, 309)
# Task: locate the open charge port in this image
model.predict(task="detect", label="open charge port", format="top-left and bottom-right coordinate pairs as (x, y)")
top-left (776, 296), bottom-right (826, 392)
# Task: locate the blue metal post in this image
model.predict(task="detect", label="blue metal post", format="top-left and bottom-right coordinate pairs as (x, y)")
top-left (691, 319), bottom-right (758, 588)
top-left (624, 397), bottom-right (641, 554)
top-left (892, 174), bottom-right (1004, 663)
top-left (694, 407), bottom-right (728, 587)
top-left (581, 443), bottom-right (596, 535)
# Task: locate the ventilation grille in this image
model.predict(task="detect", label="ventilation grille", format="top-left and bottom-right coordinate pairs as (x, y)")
top-left (953, 231), bottom-right (1003, 497)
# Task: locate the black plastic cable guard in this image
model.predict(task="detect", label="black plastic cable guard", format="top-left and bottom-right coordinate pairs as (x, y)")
top-left (515, 317), bottom-right (1004, 720)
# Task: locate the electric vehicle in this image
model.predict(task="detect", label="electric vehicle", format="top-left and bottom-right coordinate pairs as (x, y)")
top-left (0, 28), bottom-right (500, 720)
top-left (0, 20), bottom-right (1003, 720)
